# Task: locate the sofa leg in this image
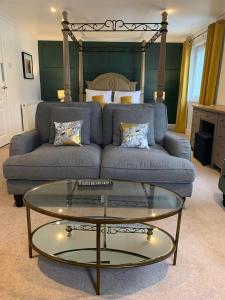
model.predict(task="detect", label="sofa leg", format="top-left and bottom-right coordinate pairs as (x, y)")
top-left (223, 194), bottom-right (225, 207)
top-left (14, 195), bottom-right (24, 207)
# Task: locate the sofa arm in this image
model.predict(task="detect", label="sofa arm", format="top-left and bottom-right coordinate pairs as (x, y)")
top-left (9, 130), bottom-right (41, 156)
top-left (163, 131), bottom-right (191, 160)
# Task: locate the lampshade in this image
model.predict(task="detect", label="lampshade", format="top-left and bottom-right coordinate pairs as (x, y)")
top-left (57, 90), bottom-right (65, 99)
top-left (154, 91), bottom-right (165, 101)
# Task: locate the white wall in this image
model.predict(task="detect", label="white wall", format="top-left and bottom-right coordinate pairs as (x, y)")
top-left (0, 15), bottom-right (41, 136)
top-left (216, 38), bottom-right (225, 105)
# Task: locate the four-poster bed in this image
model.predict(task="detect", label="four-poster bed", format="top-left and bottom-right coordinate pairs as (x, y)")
top-left (61, 11), bottom-right (168, 103)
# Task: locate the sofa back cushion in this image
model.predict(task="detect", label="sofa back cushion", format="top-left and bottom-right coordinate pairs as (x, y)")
top-left (36, 102), bottom-right (102, 145)
top-left (102, 103), bottom-right (168, 146)
top-left (49, 106), bottom-right (91, 144)
top-left (113, 108), bottom-right (155, 146)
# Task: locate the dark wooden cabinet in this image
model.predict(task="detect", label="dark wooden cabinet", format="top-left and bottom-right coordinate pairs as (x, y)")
top-left (191, 105), bottom-right (225, 169)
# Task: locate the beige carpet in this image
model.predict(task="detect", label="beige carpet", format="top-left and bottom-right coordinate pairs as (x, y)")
top-left (0, 145), bottom-right (225, 300)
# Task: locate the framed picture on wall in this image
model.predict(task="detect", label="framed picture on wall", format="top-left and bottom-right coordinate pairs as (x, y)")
top-left (22, 52), bottom-right (34, 79)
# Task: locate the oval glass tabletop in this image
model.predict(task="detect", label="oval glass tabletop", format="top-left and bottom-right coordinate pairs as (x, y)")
top-left (24, 180), bottom-right (183, 223)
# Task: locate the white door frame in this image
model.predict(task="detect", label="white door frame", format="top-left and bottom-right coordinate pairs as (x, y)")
top-left (0, 28), bottom-right (11, 147)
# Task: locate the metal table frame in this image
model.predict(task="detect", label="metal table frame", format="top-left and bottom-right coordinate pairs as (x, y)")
top-left (25, 184), bottom-right (183, 295)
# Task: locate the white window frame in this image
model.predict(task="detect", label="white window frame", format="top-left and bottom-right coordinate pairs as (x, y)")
top-left (188, 40), bottom-right (206, 102)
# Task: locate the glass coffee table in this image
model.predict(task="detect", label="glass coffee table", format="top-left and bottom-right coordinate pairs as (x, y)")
top-left (24, 179), bottom-right (184, 295)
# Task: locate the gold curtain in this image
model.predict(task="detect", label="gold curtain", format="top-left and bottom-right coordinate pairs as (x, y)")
top-left (175, 39), bottom-right (192, 133)
top-left (199, 20), bottom-right (225, 105)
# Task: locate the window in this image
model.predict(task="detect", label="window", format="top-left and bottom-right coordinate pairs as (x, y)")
top-left (188, 43), bottom-right (205, 101)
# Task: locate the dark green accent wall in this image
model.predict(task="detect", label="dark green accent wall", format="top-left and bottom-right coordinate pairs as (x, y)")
top-left (83, 42), bottom-right (141, 90)
top-left (38, 41), bottom-right (182, 123)
top-left (38, 41), bottom-right (79, 101)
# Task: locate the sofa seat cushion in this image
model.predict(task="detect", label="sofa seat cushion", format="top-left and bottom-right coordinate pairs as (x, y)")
top-left (100, 144), bottom-right (195, 184)
top-left (3, 143), bottom-right (101, 180)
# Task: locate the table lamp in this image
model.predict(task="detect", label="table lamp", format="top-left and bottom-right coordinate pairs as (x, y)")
top-left (154, 91), bottom-right (165, 102)
top-left (57, 90), bottom-right (65, 102)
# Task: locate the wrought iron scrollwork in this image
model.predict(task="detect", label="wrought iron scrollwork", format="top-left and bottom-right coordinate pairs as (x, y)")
top-left (64, 19), bottom-right (164, 50)
top-left (69, 20), bottom-right (161, 32)
top-left (145, 31), bottom-right (161, 49)
top-left (82, 45), bottom-right (143, 53)
top-left (65, 223), bottom-right (154, 238)
top-left (62, 29), bottom-right (79, 47)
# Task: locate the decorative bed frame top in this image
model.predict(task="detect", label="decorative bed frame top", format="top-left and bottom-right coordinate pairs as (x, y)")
top-left (61, 11), bottom-right (168, 103)
top-left (86, 73), bottom-right (137, 92)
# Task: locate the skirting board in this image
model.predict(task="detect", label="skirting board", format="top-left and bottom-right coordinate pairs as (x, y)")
top-left (168, 124), bottom-right (175, 130)
top-left (186, 128), bottom-right (191, 137)
top-left (168, 124), bottom-right (191, 137)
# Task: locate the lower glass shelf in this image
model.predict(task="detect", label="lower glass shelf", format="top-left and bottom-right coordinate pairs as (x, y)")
top-left (31, 221), bottom-right (175, 268)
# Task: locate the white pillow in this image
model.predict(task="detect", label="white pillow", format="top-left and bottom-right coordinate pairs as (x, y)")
top-left (114, 91), bottom-right (141, 104)
top-left (85, 89), bottom-right (112, 103)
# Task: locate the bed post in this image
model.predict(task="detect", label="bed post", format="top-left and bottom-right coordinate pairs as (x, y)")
top-left (62, 11), bottom-right (72, 102)
top-left (140, 40), bottom-right (146, 103)
top-left (156, 11), bottom-right (168, 103)
top-left (78, 40), bottom-right (84, 102)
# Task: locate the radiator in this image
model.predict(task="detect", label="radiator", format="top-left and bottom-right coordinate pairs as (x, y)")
top-left (21, 101), bottom-right (42, 132)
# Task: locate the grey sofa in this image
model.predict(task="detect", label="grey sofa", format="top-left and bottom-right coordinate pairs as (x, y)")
top-left (3, 101), bottom-right (195, 207)
top-left (218, 159), bottom-right (225, 206)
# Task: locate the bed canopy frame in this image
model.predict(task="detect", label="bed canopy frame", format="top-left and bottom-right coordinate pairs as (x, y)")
top-left (61, 10), bottom-right (168, 103)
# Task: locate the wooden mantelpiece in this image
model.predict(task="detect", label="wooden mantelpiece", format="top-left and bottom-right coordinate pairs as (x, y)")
top-left (191, 104), bottom-right (225, 169)
top-left (192, 104), bottom-right (225, 115)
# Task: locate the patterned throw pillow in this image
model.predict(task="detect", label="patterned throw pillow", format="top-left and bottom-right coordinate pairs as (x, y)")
top-left (120, 122), bottom-right (149, 149)
top-left (53, 121), bottom-right (83, 146)
top-left (113, 108), bottom-right (155, 146)
top-left (49, 106), bottom-right (91, 145)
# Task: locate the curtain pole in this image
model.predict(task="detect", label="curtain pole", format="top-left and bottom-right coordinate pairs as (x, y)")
top-left (78, 40), bottom-right (84, 102)
top-left (140, 40), bottom-right (146, 103)
top-left (62, 11), bottom-right (72, 102)
top-left (156, 11), bottom-right (168, 103)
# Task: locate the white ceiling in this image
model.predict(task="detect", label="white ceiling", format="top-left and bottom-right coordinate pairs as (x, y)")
top-left (0, 0), bottom-right (225, 42)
